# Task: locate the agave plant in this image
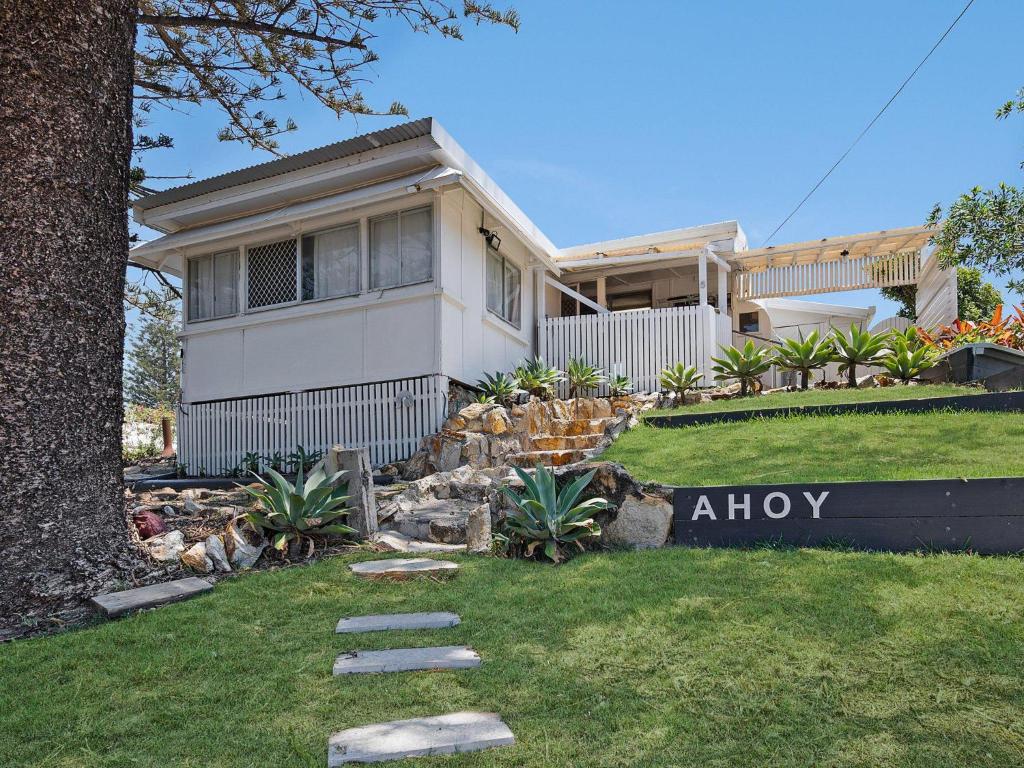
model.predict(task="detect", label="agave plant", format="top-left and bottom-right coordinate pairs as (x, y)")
top-left (608, 373), bottom-right (633, 397)
top-left (476, 371), bottom-right (520, 407)
top-left (710, 341), bottom-right (773, 396)
top-left (659, 362), bottom-right (702, 400)
top-left (239, 465), bottom-right (354, 556)
top-left (513, 356), bottom-right (564, 400)
top-left (891, 324), bottom-right (926, 352)
top-left (880, 337), bottom-right (939, 384)
top-left (831, 324), bottom-right (891, 388)
top-left (772, 330), bottom-right (834, 390)
top-left (566, 357), bottom-right (605, 399)
top-left (500, 464), bottom-right (608, 563)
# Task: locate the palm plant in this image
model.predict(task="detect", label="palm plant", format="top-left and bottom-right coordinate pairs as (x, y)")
top-left (830, 324), bottom-right (891, 388)
top-left (566, 357), bottom-right (605, 398)
top-left (659, 362), bottom-right (702, 400)
top-left (880, 337), bottom-right (938, 384)
top-left (513, 356), bottom-right (564, 400)
top-left (772, 330), bottom-right (834, 390)
top-left (710, 340), bottom-right (773, 396)
top-left (239, 464), bottom-right (354, 557)
top-left (608, 373), bottom-right (632, 397)
top-left (476, 371), bottom-right (520, 407)
top-left (499, 464), bottom-right (608, 563)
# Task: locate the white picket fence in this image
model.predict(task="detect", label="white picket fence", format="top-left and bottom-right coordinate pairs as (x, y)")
top-left (177, 374), bottom-right (446, 475)
top-left (538, 305), bottom-right (725, 394)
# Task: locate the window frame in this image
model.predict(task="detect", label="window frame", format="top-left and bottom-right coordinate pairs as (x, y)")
top-left (301, 222), bottom-right (362, 303)
top-left (368, 203), bottom-right (435, 291)
top-left (485, 246), bottom-right (523, 329)
top-left (185, 249), bottom-right (239, 323)
top-left (243, 236), bottom-right (302, 313)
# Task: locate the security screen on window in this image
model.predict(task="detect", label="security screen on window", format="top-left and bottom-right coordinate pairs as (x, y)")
top-left (486, 247), bottom-right (521, 327)
top-left (369, 205), bottom-right (432, 289)
top-left (187, 251), bottom-right (237, 321)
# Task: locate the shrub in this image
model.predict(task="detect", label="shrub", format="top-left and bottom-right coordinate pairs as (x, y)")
top-left (880, 337), bottom-right (939, 384)
top-left (917, 305), bottom-right (1024, 352)
top-left (566, 357), bottom-right (605, 398)
top-left (773, 330), bottom-right (834, 390)
top-left (513, 356), bottom-right (564, 400)
top-left (710, 341), bottom-right (773, 396)
top-left (477, 371), bottom-right (520, 407)
top-left (608, 373), bottom-right (633, 397)
top-left (499, 464), bottom-right (607, 563)
top-left (240, 465), bottom-right (355, 557)
top-left (659, 362), bottom-right (702, 400)
top-left (830, 324), bottom-right (891, 387)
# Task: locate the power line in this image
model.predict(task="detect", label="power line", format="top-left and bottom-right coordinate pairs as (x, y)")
top-left (762, 0), bottom-right (976, 247)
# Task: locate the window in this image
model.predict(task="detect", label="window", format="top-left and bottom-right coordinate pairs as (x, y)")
top-left (485, 247), bottom-right (521, 327)
top-left (739, 311), bottom-right (760, 333)
top-left (369, 205), bottom-right (433, 289)
top-left (247, 239), bottom-right (297, 309)
top-left (302, 224), bottom-right (359, 300)
top-left (187, 251), bottom-right (237, 321)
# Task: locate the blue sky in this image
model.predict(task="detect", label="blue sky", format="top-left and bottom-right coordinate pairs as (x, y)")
top-left (132, 0), bottom-right (1024, 328)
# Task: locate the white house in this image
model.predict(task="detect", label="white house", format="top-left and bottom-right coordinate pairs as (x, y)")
top-left (129, 118), bottom-right (956, 473)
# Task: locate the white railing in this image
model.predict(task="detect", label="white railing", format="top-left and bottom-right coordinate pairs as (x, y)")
top-left (539, 305), bottom-right (720, 394)
top-left (735, 250), bottom-right (921, 300)
top-left (177, 374), bottom-right (446, 475)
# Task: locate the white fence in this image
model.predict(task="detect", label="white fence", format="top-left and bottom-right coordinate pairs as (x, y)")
top-left (539, 305), bottom-right (725, 393)
top-left (177, 374), bottom-right (446, 475)
top-left (735, 250), bottom-right (921, 300)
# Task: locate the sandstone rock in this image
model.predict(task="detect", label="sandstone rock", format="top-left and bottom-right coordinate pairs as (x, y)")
top-left (224, 518), bottom-right (266, 569)
top-left (182, 496), bottom-right (205, 515)
top-left (604, 493), bottom-right (673, 549)
top-left (444, 414), bottom-right (467, 431)
top-left (204, 535), bottom-right (232, 572)
top-left (145, 530), bottom-right (185, 562)
top-left (324, 446), bottom-right (377, 538)
top-left (483, 408), bottom-right (510, 435)
top-left (181, 542), bottom-right (213, 573)
top-left (465, 504), bottom-right (492, 554)
top-left (428, 515), bottom-right (467, 545)
top-left (592, 398), bottom-right (613, 418)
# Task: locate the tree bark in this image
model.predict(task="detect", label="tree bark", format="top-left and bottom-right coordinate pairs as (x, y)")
top-left (0, 0), bottom-right (143, 638)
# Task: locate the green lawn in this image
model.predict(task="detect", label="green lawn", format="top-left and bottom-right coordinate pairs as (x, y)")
top-left (654, 383), bottom-right (981, 417)
top-left (603, 411), bottom-right (1024, 486)
top-left (2, 549), bottom-right (1023, 767)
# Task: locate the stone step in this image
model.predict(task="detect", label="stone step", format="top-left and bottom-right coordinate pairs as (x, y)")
top-left (529, 433), bottom-right (605, 451)
top-left (372, 530), bottom-right (467, 554)
top-left (335, 612), bottom-right (461, 634)
top-left (90, 577), bottom-right (213, 618)
top-left (333, 645), bottom-right (481, 675)
top-left (328, 711), bottom-right (515, 765)
top-left (508, 448), bottom-right (595, 468)
top-left (349, 558), bottom-right (460, 579)
top-left (386, 498), bottom-right (476, 544)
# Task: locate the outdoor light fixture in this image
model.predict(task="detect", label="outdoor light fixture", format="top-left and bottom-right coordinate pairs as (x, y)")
top-left (478, 227), bottom-right (501, 250)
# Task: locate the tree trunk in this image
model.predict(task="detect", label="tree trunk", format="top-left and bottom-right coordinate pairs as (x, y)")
top-left (847, 364), bottom-right (857, 389)
top-left (0, 0), bottom-right (142, 638)
top-left (800, 370), bottom-right (809, 390)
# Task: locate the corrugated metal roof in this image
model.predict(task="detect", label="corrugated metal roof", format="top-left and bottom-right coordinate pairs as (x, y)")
top-left (135, 117), bottom-right (434, 210)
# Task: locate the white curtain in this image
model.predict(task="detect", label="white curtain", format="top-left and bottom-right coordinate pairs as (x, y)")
top-left (400, 207), bottom-right (432, 284)
top-left (312, 225), bottom-right (359, 299)
top-left (370, 214), bottom-right (400, 289)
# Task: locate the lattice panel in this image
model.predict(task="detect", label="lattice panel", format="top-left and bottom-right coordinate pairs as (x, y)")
top-left (247, 239), bottom-right (297, 308)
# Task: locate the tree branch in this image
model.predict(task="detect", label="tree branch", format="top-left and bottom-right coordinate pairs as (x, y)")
top-left (137, 14), bottom-right (366, 49)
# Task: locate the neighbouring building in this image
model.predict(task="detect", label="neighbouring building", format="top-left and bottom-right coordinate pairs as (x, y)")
top-left (129, 118), bottom-right (956, 473)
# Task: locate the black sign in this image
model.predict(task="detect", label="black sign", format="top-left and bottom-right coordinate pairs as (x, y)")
top-left (674, 477), bottom-right (1024, 554)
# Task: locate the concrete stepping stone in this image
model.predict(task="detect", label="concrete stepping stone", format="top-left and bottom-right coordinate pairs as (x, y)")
top-left (90, 577), bottom-right (213, 617)
top-left (328, 711), bottom-right (514, 765)
top-left (335, 612), bottom-right (461, 634)
top-left (333, 645), bottom-right (480, 675)
top-left (349, 558), bottom-right (459, 579)
top-left (372, 530), bottom-right (466, 554)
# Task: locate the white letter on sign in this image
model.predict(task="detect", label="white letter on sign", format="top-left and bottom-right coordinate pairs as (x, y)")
top-left (692, 495), bottom-right (717, 521)
top-left (763, 492), bottom-right (791, 519)
top-left (728, 493), bottom-right (751, 520)
top-left (802, 490), bottom-right (829, 519)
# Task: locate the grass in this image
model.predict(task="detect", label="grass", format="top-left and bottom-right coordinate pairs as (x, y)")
top-left (654, 383), bottom-right (981, 416)
top-left (602, 410), bottom-right (1024, 486)
top-left (2, 548), bottom-right (1023, 767)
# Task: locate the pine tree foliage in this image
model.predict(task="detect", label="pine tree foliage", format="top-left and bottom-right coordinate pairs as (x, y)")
top-left (124, 286), bottom-right (182, 408)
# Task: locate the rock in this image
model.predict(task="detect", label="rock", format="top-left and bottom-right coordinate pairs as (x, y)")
top-left (224, 518), bottom-right (266, 569)
top-left (181, 542), bottom-right (213, 573)
top-left (151, 487), bottom-right (178, 500)
top-left (133, 510), bottom-right (166, 540)
top-left (465, 504), bottom-right (492, 554)
top-left (323, 446), bottom-right (377, 538)
top-left (856, 374), bottom-right (878, 388)
top-left (182, 496), bottom-right (204, 515)
top-left (204, 535), bottom-right (232, 572)
top-left (604, 493), bottom-right (673, 549)
top-left (428, 515), bottom-right (466, 545)
top-left (145, 530), bottom-right (185, 562)
top-left (443, 414), bottom-right (467, 431)
top-left (332, 645), bottom-right (481, 675)
top-left (593, 398), bottom-right (613, 418)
